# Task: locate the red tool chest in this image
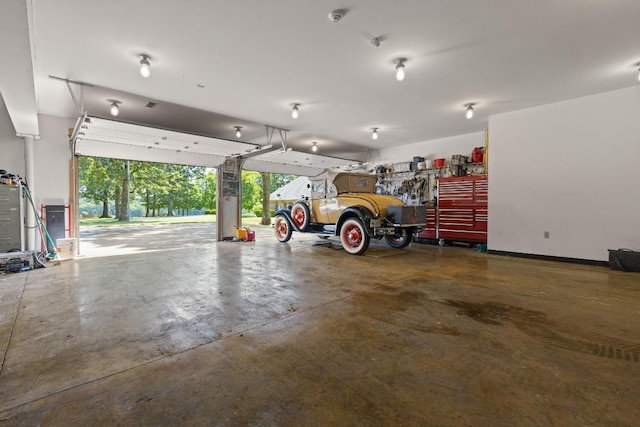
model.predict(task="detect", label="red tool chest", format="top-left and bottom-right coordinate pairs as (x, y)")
top-left (417, 176), bottom-right (488, 243)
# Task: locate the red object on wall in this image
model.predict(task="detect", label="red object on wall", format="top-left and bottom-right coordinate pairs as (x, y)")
top-left (472, 147), bottom-right (485, 163)
top-left (417, 176), bottom-right (488, 243)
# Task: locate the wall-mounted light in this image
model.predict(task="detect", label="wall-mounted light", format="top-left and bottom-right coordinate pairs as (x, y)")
top-left (109, 101), bottom-right (120, 116)
top-left (139, 54), bottom-right (151, 78)
top-left (311, 141), bottom-right (318, 152)
top-left (291, 103), bottom-right (300, 119)
top-left (395, 58), bottom-right (406, 82)
top-left (371, 127), bottom-right (379, 140)
top-left (234, 126), bottom-right (243, 138)
top-left (464, 103), bottom-right (476, 119)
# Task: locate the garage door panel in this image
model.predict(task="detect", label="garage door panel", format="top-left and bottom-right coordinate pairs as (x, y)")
top-left (73, 116), bottom-right (362, 175)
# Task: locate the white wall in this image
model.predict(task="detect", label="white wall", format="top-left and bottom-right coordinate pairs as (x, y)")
top-left (1, 112), bottom-right (72, 204)
top-left (1, 112), bottom-right (73, 247)
top-left (0, 104), bottom-right (25, 176)
top-left (33, 114), bottom-right (75, 208)
top-left (488, 86), bottom-right (640, 261)
top-left (369, 131), bottom-right (486, 166)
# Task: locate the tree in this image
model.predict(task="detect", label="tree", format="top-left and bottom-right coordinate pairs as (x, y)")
top-left (253, 173), bottom-right (297, 224)
top-left (78, 156), bottom-right (118, 217)
top-left (166, 165), bottom-right (205, 215)
top-left (79, 157), bottom-right (208, 218)
top-left (135, 162), bottom-right (172, 216)
top-left (260, 172), bottom-right (271, 225)
top-left (270, 173), bottom-right (297, 194)
top-left (241, 170), bottom-right (262, 211)
top-left (201, 170), bottom-right (217, 211)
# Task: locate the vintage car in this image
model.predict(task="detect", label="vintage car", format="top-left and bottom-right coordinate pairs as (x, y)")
top-left (273, 172), bottom-right (426, 255)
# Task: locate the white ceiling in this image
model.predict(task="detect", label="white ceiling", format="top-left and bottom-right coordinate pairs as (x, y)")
top-left (2, 0), bottom-right (640, 157)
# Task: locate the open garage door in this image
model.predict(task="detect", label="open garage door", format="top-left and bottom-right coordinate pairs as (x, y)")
top-left (243, 149), bottom-right (359, 176)
top-left (71, 116), bottom-right (363, 244)
top-left (73, 116), bottom-right (362, 175)
top-left (74, 116), bottom-right (261, 167)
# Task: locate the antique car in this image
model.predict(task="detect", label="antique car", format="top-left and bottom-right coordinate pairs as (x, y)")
top-left (273, 172), bottom-right (426, 255)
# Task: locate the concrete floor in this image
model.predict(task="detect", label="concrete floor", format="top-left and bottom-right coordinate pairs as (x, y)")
top-left (0, 224), bottom-right (639, 426)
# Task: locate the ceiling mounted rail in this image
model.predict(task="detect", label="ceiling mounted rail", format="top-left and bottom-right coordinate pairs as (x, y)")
top-left (49, 75), bottom-right (94, 115)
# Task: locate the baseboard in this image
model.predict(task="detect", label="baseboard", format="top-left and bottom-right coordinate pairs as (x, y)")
top-left (487, 250), bottom-right (609, 267)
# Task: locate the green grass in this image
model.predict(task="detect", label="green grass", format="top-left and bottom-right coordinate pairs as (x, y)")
top-left (79, 215), bottom-right (270, 228)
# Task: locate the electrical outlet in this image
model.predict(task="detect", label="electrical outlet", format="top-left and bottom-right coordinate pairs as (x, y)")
top-left (544, 231), bottom-right (550, 239)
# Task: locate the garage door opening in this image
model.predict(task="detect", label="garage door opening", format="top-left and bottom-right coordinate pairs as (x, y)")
top-left (76, 154), bottom-right (300, 257)
top-left (69, 116), bottom-right (361, 255)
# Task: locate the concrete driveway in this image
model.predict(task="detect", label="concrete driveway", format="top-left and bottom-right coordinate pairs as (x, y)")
top-left (79, 222), bottom-right (222, 258)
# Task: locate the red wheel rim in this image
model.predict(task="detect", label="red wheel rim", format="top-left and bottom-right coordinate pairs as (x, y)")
top-left (387, 232), bottom-right (406, 245)
top-left (291, 206), bottom-right (305, 228)
top-left (342, 224), bottom-right (362, 249)
top-left (275, 219), bottom-right (288, 238)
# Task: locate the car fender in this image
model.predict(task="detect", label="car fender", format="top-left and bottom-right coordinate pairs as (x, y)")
top-left (335, 206), bottom-right (375, 237)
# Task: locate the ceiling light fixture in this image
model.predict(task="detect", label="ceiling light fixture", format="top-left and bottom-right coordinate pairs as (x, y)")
top-left (234, 126), bottom-right (243, 138)
top-left (637, 63), bottom-right (640, 82)
top-left (328, 9), bottom-right (345, 23)
top-left (139, 54), bottom-right (151, 78)
top-left (311, 141), bottom-right (318, 152)
top-left (395, 58), bottom-right (406, 82)
top-left (109, 101), bottom-right (120, 116)
top-left (464, 103), bottom-right (476, 119)
top-left (371, 127), bottom-right (379, 140)
top-left (291, 103), bottom-right (300, 119)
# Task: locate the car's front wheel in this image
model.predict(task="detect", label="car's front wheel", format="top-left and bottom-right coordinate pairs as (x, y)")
top-left (340, 218), bottom-right (370, 255)
top-left (274, 215), bottom-right (292, 242)
top-left (291, 202), bottom-right (310, 231)
top-left (384, 228), bottom-right (412, 249)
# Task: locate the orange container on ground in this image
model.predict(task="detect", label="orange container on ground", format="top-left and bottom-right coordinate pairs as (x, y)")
top-left (236, 227), bottom-right (255, 241)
